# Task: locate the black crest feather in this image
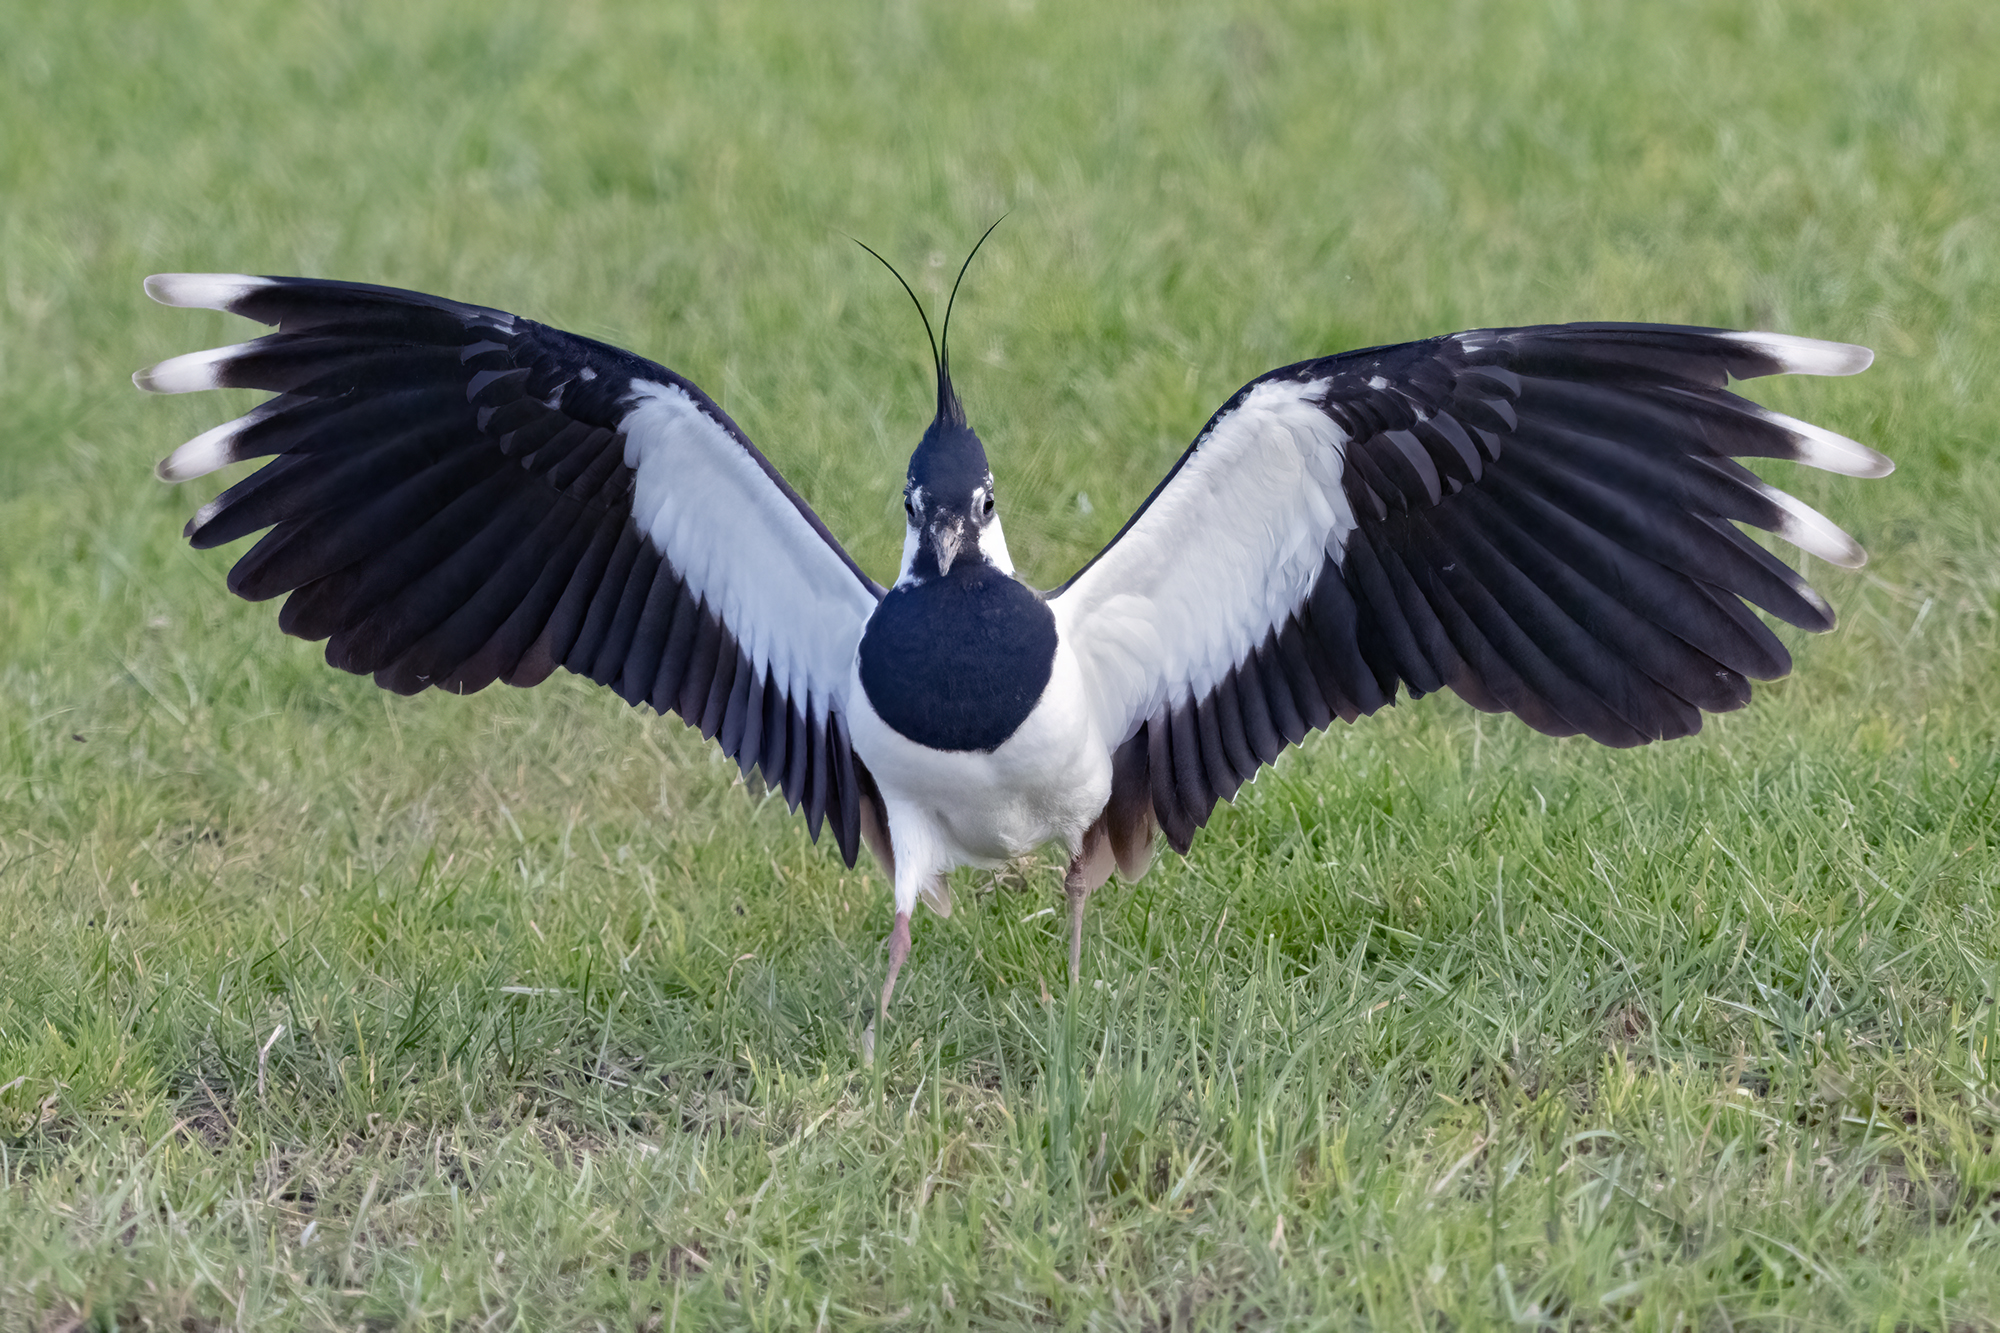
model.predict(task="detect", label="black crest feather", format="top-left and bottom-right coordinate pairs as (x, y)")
top-left (853, 217), bottom-right (1006, 431)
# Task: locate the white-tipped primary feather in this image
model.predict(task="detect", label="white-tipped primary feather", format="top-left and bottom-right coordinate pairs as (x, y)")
top-left (1761, 484), bottom-right (1867, 568)
top-left (1722, 331), bottom-right (1873, 377)
top-left (132, 342), bottom-right (254, 394)
top-left (143, 273), bottom-right (271, 312)
top-left (1755, 405), bottom-right (1894, 478)
top-left (155, 401), bottom-right (280, 481)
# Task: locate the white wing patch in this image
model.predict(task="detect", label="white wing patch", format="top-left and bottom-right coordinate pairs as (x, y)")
top-left (1052, 377), bottom-right (1352, 748)
top-left (623, 381), bottom-right (877, 711)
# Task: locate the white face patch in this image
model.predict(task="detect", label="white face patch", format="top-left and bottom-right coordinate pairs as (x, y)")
top-left (982, 513), bottom-right (1016, 575)
top-left (896, 488), bottom-right (926, 585)
top-left (975, 474), bottom-right (1012, 573)
top-left (895, 522), bottom-right (923, 587)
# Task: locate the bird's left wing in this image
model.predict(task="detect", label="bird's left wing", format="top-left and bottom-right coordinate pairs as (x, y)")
top-left (138, 274), bottom-right (884, 862)
top-left (1048, 323), bottom-right (1888, 864)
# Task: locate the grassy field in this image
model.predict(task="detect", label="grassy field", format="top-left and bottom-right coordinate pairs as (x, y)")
top-left (3, 0), bottom-right (1998, 1327)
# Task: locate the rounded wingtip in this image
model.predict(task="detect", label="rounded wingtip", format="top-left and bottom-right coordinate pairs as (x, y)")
top-left (1726, 331), bottom-right (1874, 377)
top-left (131, 358), bottom-right (198, 393)
top-left (1766, 486), bottom-right (1868, 570)
top-left (1831, 445), bottom-right (1894, 480)
top-left (1845, 448), bottom-right (1894, 480)
top-left (143, 272), bottom-right (270, 312)
top-left (131, 359), bottom-right (182, 394)
top-left (1766, 408), bottom-right (1895, 479)
top-left (130, 342), bottom-right (245, 394)
top-left (154, 415), bottom-right (245, 482)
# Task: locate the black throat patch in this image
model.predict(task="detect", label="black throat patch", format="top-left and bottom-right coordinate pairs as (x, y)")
top-left (858, 566), bottom-right (1058, 753)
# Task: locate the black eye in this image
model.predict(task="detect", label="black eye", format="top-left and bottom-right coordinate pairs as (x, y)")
top-left (904, 497), bottom-right (917, 521)
top-left (982, 493), bottom-right (995, 516)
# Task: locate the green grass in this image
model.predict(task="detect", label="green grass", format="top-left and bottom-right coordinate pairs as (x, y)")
top-left (4, 0), bottom-right (1999, 1327)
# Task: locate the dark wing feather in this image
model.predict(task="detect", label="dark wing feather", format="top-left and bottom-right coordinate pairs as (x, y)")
top-left (138, 273), bottom-right (885, 866)
top-left (1053, 322), bottom-right (1887, 859)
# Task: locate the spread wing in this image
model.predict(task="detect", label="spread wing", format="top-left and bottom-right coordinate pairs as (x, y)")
top-left (137, 274), bottom-right (885, 864)
top-left (1049, 323), bottom-right (1889, 862)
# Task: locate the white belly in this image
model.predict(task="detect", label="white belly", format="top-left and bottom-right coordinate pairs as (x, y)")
top-left (848, 635), bottom-right (1111, 876)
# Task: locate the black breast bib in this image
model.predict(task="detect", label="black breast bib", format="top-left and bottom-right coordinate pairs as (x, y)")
top-left (858, 567), bottom-right (1058, 753)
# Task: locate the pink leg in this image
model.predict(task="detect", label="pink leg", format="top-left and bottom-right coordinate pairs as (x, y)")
top-left (878, 910), bottom-right (913, 1021)
top-left (1065, 858), bottom-right (1090, 987)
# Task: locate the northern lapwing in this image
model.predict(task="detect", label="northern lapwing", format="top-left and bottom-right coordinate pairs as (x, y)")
top-left (136, 246), bottom-right (1890, 1029)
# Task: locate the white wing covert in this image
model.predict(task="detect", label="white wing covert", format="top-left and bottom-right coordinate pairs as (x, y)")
top-left (139, 274), bottom-right (884, 862)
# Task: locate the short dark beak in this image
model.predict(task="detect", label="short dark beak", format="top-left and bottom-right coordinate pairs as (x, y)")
top-left (926, 516), bottom-right (965, 575)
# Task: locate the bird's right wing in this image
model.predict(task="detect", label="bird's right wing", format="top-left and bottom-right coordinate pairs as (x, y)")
top-left (1049, 323), bottom-right (1888, 864)
top-left (139, 274), bottom-right (885, 863)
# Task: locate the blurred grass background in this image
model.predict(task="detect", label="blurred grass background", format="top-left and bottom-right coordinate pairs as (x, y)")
top-left (2, 0), bottom-right (1997, 1328)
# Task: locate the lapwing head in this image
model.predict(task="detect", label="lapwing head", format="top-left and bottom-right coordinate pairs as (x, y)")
top-left (859, 220), bottom-right (1014, 584)
top-left (902, 357), bottom-right (1006, 580)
